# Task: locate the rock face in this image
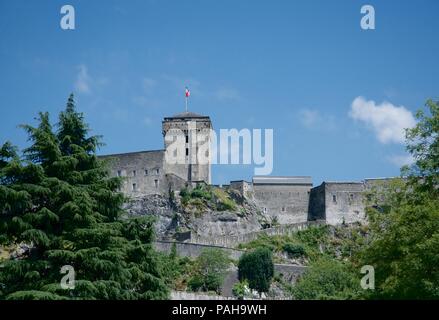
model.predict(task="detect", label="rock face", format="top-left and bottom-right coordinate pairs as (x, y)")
top-left (124, 191), bottom-right (270, 242)
top-left (124, 194), bottom-right (176, 237)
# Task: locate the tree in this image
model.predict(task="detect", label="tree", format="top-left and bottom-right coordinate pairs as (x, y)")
top-left (292, 258), bottom-right (361, 300)
top-left (358, 99), bottom-right (439, 299)
top-left (404, 99), bottom-right (439, 196)
top-left (188, 248), bottom-right (230, 293)
top-left (0, 94), bottom-right (168, 299)
top-left (238, 248), bottom-right (274, 293)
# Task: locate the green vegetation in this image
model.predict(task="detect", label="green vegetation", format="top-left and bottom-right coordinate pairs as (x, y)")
top-left (238, 224), bottom-right (367, 264)
top-left (0, 94), bottom-right (168, 300)
top-left (291, 258), bottom-right (362, 300)
top-left (356, 99), bottom-right (439, 299)
top-left (282, 243), bottom-right (306, 259)
top-left (237, 99), bottom-right (439, 300)
top-left (179, 185), bottom-right (237, 213)
top-left (187, 249), bottom-right (230, 293)
top-left (238, 248), bottom-right (274, 293)
top-left (232, 279), bottom-right (249, 299)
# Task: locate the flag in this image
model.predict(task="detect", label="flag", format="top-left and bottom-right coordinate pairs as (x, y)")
top-left (185, 87), bottom-right (190, 98)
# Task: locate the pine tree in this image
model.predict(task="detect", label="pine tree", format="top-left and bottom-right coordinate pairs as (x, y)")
top-left (0, 94), bottom-right (168, 299)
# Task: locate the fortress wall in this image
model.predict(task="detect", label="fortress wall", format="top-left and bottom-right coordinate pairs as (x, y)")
top-left (162, 117), bottom-right (212, 184)
top-left (221, 265), bottom-right (307, 297)
top-left (101, 150), bottom-right (168, 196)
top-left (308, 183), bottom-right (326, 221)
top-left (324, 182), bottom-right (366, 225)
top-left (190, 221), bottom-right (325, 248)
top-left (153, 240), bottom-right (244, 260)
top-left (229, 180), bottom-right (253, 197)
top-left (170, 291), bottom-right (236, 300)
top-left (252, 184), bottom-right (312, 224)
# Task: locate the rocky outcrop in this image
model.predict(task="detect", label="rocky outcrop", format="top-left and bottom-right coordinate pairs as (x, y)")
top-left (123, 189), bottom-right (271, 241)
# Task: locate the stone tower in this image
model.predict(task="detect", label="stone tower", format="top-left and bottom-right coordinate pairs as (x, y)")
top-left (162, 112), bottom-right (212, 184)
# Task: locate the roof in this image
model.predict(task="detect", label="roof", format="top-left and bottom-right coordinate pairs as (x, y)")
top-left (164, 111), bottom-right (210, 120)
top-left (323, 181), bottom-right (363, 184)
top-left (98, 149), bottom-right (164, 158)
top-left (253, 176), bottom-right (312, 185)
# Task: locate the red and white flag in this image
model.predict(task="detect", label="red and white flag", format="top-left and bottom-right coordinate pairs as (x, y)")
top-left (185, 87), bottom-right (190, 97)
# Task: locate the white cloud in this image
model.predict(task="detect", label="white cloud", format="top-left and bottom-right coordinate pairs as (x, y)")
top-left (298, 109), bottom-right (336, 131)
top-left (387, 154), bottom-right (415, 167)
top-left (349, 96), bottom-right (416, 144)
top-left (74, 64), bottom-right (91, 94)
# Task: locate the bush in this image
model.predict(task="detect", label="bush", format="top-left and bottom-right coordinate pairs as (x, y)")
top-left (232, 280), bottom-right (249, 300)
top-left (188, 249), bottom-right (230, 293)
top-left (292, 258), bottom-right (361, 300)
top-left (282, 243), bottom-right (306, 258)
top-left (238, 248), bottom-right (274, 293)
top-left (191, 186), bottom-right (212, 200)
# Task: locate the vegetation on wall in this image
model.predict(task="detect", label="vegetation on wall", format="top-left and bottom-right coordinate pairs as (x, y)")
top-left (179, 184), bottom-right (237, 214)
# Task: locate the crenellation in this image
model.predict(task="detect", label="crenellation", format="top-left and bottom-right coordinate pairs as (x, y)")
top-left (99, 111), bottom-right (394, 226)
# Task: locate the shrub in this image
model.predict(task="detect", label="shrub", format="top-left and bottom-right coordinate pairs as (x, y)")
top-left (282, 243), bottom-right (306, 258)
top-left (292, 258), bottom-right (361, 300)
top-left (188, 249), bottom-right (230, 293)
top-left (238, 248), bottom-right (274, 293)
top-left (232, 280), bottom-right (249, 300)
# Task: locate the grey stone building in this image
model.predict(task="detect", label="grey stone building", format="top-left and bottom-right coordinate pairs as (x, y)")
top-left (101, 111), bottom-right (392, 226)
top-left (230, 176), bottom-right (313, 225)
top-left (100, 111), bottom-right (212, 197)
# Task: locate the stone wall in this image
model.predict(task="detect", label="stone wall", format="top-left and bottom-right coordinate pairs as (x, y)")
top-left (153, 240), bottom-right (244, 260)
top-left (100, 150), bottom-right (167, 196)
top-left (170, 291), bottom-right (236, 300)
top-left (162, 115), bottom-right (212, 184)
top-left (323, 182), bottom-right (366, 225)
top-left (308, 183), bottom-right (326, 221)
top-left (251, 184), bottom-right (312, 225)
top-left (190, 221), bottom-right (325, 248)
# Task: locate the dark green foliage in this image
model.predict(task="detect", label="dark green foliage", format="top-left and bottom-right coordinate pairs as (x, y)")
top-left (282, 243), bottom-right (305, 258)
top-left (0, 94), bottom-right (168, 300)
top-left (188, 249), bottom-right (230, 293)
top-left (292, 258), bottom-right (361, 300)
top-left (238, 248), bottom-right (274, 293)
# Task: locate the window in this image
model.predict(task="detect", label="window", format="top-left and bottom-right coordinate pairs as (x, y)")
top-left (156, 168), bottom-right (159, 175)
top-left (132, 183), bottom-right (137, 191)
top-left (185, 135), bottom-right (189, 143)
top-left (132, 170), bottom-right (136, 177)
top-left (117, 170), bottom-right (122, 177)
top-left (350, 194), bottom-right (354, 201)
top-left (154, 180), bottom-right (159, 188)
top-left (281, 207), bottom-right (285, 212)
top-left (144, 169), bottom-right (148, 175)
top-left (332, 195), bottom-right (337, 203)
top-left (186, 148), bottom-right (189, 156)
top-left (263, 208), bottom-right (267, 213)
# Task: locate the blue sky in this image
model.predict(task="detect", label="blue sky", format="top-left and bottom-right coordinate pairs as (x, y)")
top-left (1, 0), bottom-right (438, 185)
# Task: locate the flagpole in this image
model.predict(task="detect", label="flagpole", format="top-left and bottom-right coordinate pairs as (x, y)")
top-left (185, 96), bottom-right (188, 112)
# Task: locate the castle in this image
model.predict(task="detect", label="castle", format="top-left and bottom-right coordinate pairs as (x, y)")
top-left (101, 111), bottom-right (389, 226)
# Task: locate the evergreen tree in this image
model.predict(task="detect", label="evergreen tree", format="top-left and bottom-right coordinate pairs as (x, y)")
top-left (0, 94), bottom-right (168, 299)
